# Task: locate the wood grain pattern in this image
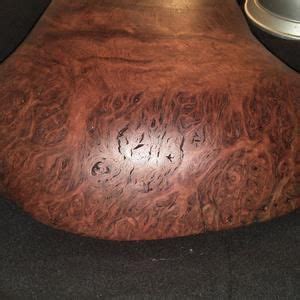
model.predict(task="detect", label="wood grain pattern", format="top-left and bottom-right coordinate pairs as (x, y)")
top-left (0, 0), bottom-right (299, 240)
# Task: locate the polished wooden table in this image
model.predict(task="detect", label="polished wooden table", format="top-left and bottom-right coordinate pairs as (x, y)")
top-left (0, 0), bottom-right (299, 240)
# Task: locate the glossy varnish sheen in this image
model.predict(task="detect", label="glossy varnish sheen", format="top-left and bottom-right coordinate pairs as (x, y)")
top-left (0, 0), bottom-right (299, 240)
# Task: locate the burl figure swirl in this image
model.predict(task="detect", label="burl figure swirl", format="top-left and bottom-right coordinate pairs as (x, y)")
top-left (0, 0), bottom-right (299, 240)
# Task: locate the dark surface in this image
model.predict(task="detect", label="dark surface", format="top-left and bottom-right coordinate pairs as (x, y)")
top-left (0, 0), bottom-right (299, 298)
top-left (247, 23), bottom-right (300, 73)
top-left (0, 197), bottom-right (299, 299)
top-left (0, 0), bottom-right (51, 62)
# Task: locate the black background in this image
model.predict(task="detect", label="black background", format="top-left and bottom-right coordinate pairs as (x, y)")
top-left (0, 198), bottom-right (299, 299)
top-left (0, 0), bottom-right (51, 62)
top-left (0, 0), bottom-right (299, 299)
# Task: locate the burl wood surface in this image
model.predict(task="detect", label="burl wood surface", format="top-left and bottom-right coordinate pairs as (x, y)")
top-left (0, 0), bottom-right (299, 240)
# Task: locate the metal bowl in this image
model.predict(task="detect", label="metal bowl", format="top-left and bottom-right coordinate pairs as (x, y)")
top-left (244, 0), bottom-right (300, 40)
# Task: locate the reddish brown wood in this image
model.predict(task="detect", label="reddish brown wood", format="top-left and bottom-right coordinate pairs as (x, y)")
top-left (0, 0), bottom-right (299, 240)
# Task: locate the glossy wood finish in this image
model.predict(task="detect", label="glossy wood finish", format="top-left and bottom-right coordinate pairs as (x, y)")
top-left (0, 0), bottom-right (299, 240)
